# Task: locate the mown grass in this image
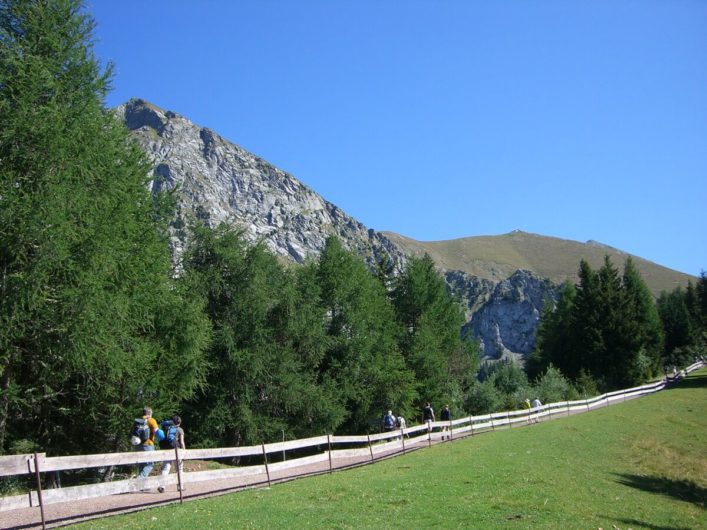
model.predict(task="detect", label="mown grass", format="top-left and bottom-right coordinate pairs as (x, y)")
top-left (76, 370), bottom-right (707, 529)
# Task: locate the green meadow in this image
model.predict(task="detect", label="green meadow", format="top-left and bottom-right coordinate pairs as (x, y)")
top-left (77, 370), bottom-right (706, 529)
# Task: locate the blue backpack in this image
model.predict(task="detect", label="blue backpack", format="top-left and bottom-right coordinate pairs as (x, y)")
top-left (384, 414), bottom-right (395, 429)
top-left (160, 419), bottom-right (178, 449)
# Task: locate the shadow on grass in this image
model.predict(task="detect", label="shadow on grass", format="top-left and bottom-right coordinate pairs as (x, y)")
top-left (670, 371), bottom-right (707, 389)
top-left (610, 516), bottom-right (693, 530)
top-left (615, 473), bottom-right (706, 508)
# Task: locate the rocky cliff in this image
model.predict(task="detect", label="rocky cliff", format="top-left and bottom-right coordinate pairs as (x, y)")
top-left (117, 99), bottom-right (568, 362)
top-left (116, 99), bottom-right (404, 268)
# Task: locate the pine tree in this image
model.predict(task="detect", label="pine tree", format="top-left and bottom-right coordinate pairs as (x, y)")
top-left (0, 0), bottom-right (209, 455)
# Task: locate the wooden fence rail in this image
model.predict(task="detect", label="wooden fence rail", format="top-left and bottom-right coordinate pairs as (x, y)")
top-left (0, 361), bottom-right (702, 526)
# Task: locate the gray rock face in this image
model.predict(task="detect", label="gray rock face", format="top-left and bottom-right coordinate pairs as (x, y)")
top-left (117, 99), bottom-right (559, 361)
top-left (464, 270), bottom-right (559, 361)
top-left (116, 99), bottom-right (404, 268)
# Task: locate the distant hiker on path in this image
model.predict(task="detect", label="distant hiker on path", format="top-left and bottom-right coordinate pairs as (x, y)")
top-left (530, 398), bottom-right (542, 423)
top-left (383, 410), bottom-right (397, 432)
top-left (397, 416), bottom-right (408, 438)
top-left (422, 402), bottom-right (435, 430)
top-left (440, 404), bottom-right (452, 440)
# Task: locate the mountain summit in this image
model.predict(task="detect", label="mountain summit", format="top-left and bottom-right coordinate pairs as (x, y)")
top-left (116, 98), bottom-right (403, 267)
top-left (117, 98), bottom-right (694, 362)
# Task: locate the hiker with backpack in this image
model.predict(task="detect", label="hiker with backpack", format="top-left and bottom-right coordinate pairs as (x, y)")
top-left (422, 402), bottom-right (435, 430)
top-left (158, 415), bottom-right (185, 493)
top-left (131, 406), bottom-right (159, 479)
top-left (382, 410), bottom-right (397, 433)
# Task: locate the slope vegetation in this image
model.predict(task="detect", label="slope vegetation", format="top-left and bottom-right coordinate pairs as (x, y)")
top-left (383, 229), bottom-right (695, 296)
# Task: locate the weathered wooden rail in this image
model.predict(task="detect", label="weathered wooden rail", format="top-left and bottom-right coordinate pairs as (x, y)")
top-left (1, 361), bottom-right (702, 529)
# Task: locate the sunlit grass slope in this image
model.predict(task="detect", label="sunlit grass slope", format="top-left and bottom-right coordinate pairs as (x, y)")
top-left (383, 230), bottom-right (695, 296)
top-left (78, 370), bottom-right (706, 529)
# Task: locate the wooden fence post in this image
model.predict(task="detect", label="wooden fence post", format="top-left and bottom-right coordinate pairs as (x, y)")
top-left (401, 428), bottom-right (406, 454)
top-left (469, 416), bottom-right (474, 436)
top-left (261, 443), bottom-right (271, 487)
top-left (449, 420), bottom-right (453, 441)
top-left (32, 452), bottom-right (46, 530)
top-left (367, 434), bottom-right (374, 462)
top-left (327, 435), bottom-right (332, 474)
top-left (175, 445), bottom-right (184, 504)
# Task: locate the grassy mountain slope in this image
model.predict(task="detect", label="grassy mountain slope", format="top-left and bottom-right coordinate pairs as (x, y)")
top-left (383, 229), bottom-right (695, 296)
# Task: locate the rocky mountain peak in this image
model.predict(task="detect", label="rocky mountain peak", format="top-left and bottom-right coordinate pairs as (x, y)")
top-left (118, 99), bottom-right (405, 268)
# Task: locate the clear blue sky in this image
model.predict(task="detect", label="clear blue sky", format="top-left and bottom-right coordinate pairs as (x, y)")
top-left (88, 1), bottom-right (706, 277)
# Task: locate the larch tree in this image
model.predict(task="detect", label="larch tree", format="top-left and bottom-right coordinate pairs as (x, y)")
top-left (0, 0), bottom-right (209, 455)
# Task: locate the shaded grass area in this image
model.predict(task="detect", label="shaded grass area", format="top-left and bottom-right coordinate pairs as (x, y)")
top-left (77, 370), bottom-right (707, 529)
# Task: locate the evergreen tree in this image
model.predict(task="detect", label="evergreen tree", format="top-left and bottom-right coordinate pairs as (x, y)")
top-left (596, 256), bottom-right (624, 387)
top-left (570, 260), bottom-right (604, 384)
top-left (528, 282), bottom-right (576, 379)
top-left (392, 253), bottom-right (478, 411)
top-left (0, 0), bottom-right (209, 455)
top-left (316, 237), bottom-right (416, 433)
top-left (180, 224), bottom-right (340, 448)
top-left (657, 288), bottom-right (694, 361)
top-left (620, 257), bottom-right (663, 384)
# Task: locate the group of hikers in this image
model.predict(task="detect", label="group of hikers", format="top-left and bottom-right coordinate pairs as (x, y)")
top-left (381, 402), bottom-right (453, 439)
top-left (134, 397), bottom-right (543, 488)
top-left (130, 406), bottom-right (186, 492)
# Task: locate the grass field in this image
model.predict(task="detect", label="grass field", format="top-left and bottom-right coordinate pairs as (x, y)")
top-left (77, 370), bottom-right (706, 529)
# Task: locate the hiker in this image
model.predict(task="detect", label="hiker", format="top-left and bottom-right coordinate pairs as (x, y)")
top-left (440, 404), bottom-right (452, 440)
top-left (531, 398), bottom-right (542, 423)
top-left (135, 406), bottom-right (159, 479)
top-left (382, 410), bottom-right (397, 433)
top-left (523, 398), bottom-right (532, 424)
top-left (159, 415), bottom-right (186, 493)
top-left (397, 416), bottom-right (408, 438)
top-left (422, 402), bottom-right (435, 431)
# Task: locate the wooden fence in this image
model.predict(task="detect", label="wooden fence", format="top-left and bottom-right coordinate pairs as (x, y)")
top-left (0, 360), bottom-right (703, 528)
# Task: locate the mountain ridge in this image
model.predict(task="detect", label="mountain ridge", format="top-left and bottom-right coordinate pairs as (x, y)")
top-left (381, 230), bottom-right (693, 297)
top-left (117, 97), bottom-right (695, 362)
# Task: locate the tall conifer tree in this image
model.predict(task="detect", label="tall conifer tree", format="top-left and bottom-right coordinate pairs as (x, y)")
top-left (0, 0), bottom-right (209, 455)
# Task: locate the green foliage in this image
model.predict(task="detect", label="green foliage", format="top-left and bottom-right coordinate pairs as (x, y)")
top-left (532, 364), bottom-right (577, 403)
top-left (463, 380), bottom-right (502, 415)
top-left (532, 256), bottom-right (667, 392)
top-left (0, 0), bottom-right (209, 455)
top-left (392, 253), bottom-right (479, 412)
top-left (475, 359), bottom-right (530, 411)
top-left (316, 237), bottom-right (416, 432)
top-left (178, 224), bottom-right (337, 447)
